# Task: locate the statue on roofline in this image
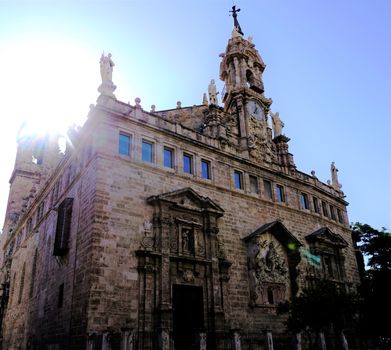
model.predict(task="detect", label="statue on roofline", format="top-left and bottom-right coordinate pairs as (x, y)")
top-left (100, 52), bottom-right (115, 83)
top-left (270, 111), bottom-right (284, 138)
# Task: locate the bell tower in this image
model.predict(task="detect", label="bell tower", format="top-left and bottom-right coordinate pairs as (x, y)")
top-left (219, 6), bottom-right (272, 151)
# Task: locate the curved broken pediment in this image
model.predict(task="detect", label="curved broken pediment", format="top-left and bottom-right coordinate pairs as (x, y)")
top-left (306, 227), bottom-right (348, 248)
top-left (147, 187), bottom-right (224, 217)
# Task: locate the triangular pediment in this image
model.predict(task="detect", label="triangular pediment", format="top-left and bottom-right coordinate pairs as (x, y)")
top-left (242, 220), bottom-right (302, 251)
top-left (306, 227), bottom-right (348, 247)
top-left (147, 187), bottom-right (224, 217)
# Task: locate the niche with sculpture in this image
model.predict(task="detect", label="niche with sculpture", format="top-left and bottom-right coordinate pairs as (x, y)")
top-left (243, 221), bottom-right (301, 308)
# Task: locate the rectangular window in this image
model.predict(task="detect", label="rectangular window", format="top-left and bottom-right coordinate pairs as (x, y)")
top-left (250, 175), bottom-right (259, 194)
top-left (142, 140), bottom-right (154, 163)
top-left (29, 250), bottom-right (38, 298)
top-left (18, 263), bottom-right (26, 304)
top-left (313, 197), bottom-right (320, 213)
top-left (183, 153), bottom-right (193, 174)
top-left (322, 201), bottom-right (329, 217)
top-left (337, 209), bottom-right (344, 224)
top-left (52, 180), bottom-right (61, 204)
top-left (36, 201), bottom-right (45, 222)
top-left (300, 193), bottom-right (309, 210)
top-left (119, 133), bottom-right (131, 156)
top-left (234, 170), bottom-right (243, 189)
top-left (263, 180), bottom-right (273, 199)
top-left (330, 205), bottom-right (337, 221)
top-left (276, 185), bottom-right (285, 202)
top-left (58, 283), bottom-right (64, 308)
top-left (201, 159), bottom-right (211, 179)
top-left (53, 198), bottom-right (74, 256)
top-left (163, 147), bottom-right (174, 168)
top-left (26, 218), bottom-right (33, 233)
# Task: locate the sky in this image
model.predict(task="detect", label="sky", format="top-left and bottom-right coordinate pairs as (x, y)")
top-left (0, 0), bottom-right (390, 231)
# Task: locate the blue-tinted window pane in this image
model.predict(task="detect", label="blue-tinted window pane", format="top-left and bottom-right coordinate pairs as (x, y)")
top-left (183, 154), bottom-right (192, 174)
top-left (201, 160), bottom-right (210, 179)
top-left (142, 141), bottom-right (153, 163)
top-left (276, 185), bottom-right (285, 202)
top-left (119, 133), bottom-right (130, 155)
top-left (234, 171), bottom-right (242, 189)
top-left (164, 148), bottom-right (173, 168)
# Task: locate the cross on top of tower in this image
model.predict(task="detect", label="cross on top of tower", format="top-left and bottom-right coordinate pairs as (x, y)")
top-left (230, 5), bottom-right (243, 35)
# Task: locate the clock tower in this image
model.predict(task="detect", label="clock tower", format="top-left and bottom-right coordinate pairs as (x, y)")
top-left (219, 6), bottom-right (274, 158)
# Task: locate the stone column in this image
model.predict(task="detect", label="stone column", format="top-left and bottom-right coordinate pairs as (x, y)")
top-left (121, 329), bottom-right (134, 350)
top-left (160, 329), bottom-right (169, 350)
top-left (86, 335), bottom-right (94, 350)
top-left (232, 331), bottom-right (241, 350)
top-left (318, 332), bottom-right (327, 350)
top-left (102, 332), bottom-right (110, 350)
top-left (233, 57), bottom-right (240, 87)
top-left (295, 333), bottom-right (302, 350)
top-left (340, 331), bottom-right (349, 350)
top-left (199, 332), bottom-right (207, 350)
top-left (265, 330), bottom-right (274, 350)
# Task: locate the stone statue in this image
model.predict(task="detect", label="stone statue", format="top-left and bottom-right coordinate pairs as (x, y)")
top-left (208, 79), bottom-right (218, 105)
top-left (270, 111), bottom-right (284, 137)
top-left (100, 53), bottom-right (115, 82)
top-left (330, 162), bottom-right (342, 190)
top-left (98, 53), bottom-right (116, 98)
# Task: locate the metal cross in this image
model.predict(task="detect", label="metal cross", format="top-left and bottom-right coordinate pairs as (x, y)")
top-left (230, 5), bottom-right (244, 35)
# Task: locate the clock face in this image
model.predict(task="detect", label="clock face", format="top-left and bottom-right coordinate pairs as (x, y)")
top-left (246, 100), bottom-right (264, 121)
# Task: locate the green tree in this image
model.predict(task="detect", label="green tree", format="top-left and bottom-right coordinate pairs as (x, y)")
top-left (278, 280), bottom-right (359, 349)
top-left (352, 223), bottom-right (391, 347)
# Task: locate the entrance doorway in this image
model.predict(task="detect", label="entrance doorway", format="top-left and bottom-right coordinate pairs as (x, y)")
top-left (173, 284), bottom-right (204, 350)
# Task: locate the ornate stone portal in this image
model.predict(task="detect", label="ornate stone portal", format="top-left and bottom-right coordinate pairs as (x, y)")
top-left (243, 221), bottom-right (301, 308)
top-left (136, 188), bottom-right (231, 349)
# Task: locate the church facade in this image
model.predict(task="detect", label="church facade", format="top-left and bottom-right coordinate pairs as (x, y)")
top-left (0, 10), bottom-right (360, 350)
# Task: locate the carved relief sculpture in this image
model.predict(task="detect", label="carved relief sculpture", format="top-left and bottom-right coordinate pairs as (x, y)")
top-left (247, 234), bottom-right (290, 306)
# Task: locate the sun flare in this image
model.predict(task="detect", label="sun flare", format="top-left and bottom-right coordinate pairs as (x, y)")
top-left (2, 36), bottom-right (99, 141)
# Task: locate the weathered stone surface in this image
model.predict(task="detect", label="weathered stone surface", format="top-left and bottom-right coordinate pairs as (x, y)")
top-left (0, 16), bottom-right (359, 350)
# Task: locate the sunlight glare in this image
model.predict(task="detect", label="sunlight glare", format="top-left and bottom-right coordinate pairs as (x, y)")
top-left (3, 36), bottom-right (99, 139)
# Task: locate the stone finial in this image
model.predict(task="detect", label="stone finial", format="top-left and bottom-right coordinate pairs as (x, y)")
top-left (208, 79), bottom-right (219, 105)
top-left (270, 111), bottom-right (284, 138)
top-left (150, 105), bottom-right (156, 113)
top-left (311, 170), bottom-right (317, 178)
top-left (330, 162), bottom-right (342, 190)
top-left (135, 97), bottom-right (141, 108)
top-left (176, 101), bottom-right (182, 109)
top-left (98, 52), bottom-right (116, 98)
top-left (202, 93), bottom-right (208, 106)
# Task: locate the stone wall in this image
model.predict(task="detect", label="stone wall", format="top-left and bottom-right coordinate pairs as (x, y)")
top-left (0, 99), bottom-right (360, 349)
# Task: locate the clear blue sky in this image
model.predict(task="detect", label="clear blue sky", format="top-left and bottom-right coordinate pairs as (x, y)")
top-left (0, 0), bottom-right (390, 231)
